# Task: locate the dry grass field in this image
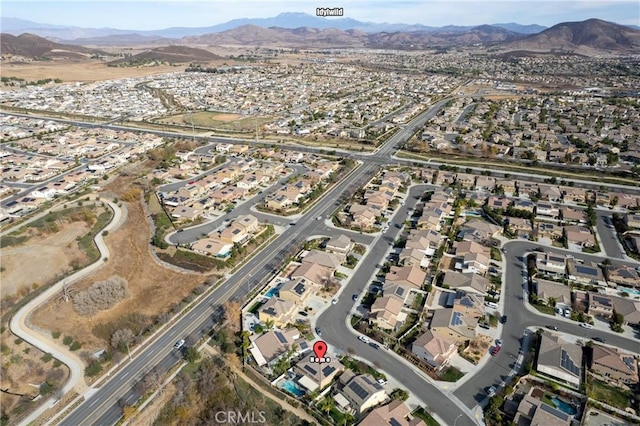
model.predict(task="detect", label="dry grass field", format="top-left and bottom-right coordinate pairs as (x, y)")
top-left (159, 111), bottom-right (272, 131)
top-left (31, 176), bottom-right (211, 351)
top-left (0, 61), bottom-right (180, 83)
top-left (1, 222), bottom-right (90, 297)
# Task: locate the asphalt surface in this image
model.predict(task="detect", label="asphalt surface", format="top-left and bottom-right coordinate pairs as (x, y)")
top-left (453, 240), bottom-right (640, 409)
top-left (59, 99), bottom-right (459, 425)
top-left (595, 209), bottom-right (626, 259)
top-left (315, 184), bottom-right (480, 426)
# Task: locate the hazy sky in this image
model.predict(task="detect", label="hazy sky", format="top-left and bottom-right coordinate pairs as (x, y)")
top-left (3, 0), bottom-right (639, 30)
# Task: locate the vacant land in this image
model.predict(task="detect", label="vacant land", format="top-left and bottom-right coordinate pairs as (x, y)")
top-left (31, 177), bottom-right (211, 352)
top-left (0, 327), bottom-right (70, 425)
top-left (1, 221), bottom-right (89, 297)
top-left (0, 61), bottom-right (179, 83)
top-left (158, 111), bottom-right (272, 131)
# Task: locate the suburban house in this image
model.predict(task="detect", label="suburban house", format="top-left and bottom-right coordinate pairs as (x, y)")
top-left (278, 278), bottom-right (313, 306)
top-left (350, 204), bottom-right (378, 229)
top-left (369, 296), bottom-right (405, 331)
top-left (567, 260), bottom-right (605, 286)
top-left (606, 265), bottom-right (640, 288)
top-left (536, 252), bottom-right (567, 277)
top-left (536, 202), bottom-right (559, 218)
top-left (535, 279), bottom-right (571, 308)
top-left (325, 235), bottom-right (354, 260)
top-left (411, 330), bottom-right (457, 371)
top-left (302, 249), bottom-right (342, 269)
top-left (507, 217), bottom-right (533, 238)
top-left (536, 222), bottom-right (563, 241)
top-left (457, 219), bottom-right (502, 243)
top-left (564, 225), bottom-right (596, 249)
top-left (294, 357), bottom-right (344, 392)
top-left (191, 238), bottom-right (232, 258)
top-left (338, 371), bottom-right (387, 414)
top-left (249, 328), bottom-right (310, 367)
top-left (513, 388), bottom-right (572, 426)
top-left (536, 333), bottom-right (582, 387)
top-left (429, 308), bottom-right (477, 344)
top-left (361, 400), bottom-right (427, 426)
top-left (590, 345), bottom-right (639, 385)
top-left (258, 297), bottom-right (297, 328)
top-left (442, 271), bottom-right (489, 295)
top-left (290, 262), bottom-right (334, 287)
top-left (560, 207), bottom-right (588, 224)
top-left (233, 214), bottom-right (260, 233)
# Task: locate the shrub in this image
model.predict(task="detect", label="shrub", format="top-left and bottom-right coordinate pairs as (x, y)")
top-left (41, 353), bottom-right (53, 363)
top-left (85, 361), bottom-right (102, 377)
top-left (52, 331), bottom-right (61, 339)
top-left (63, 336), bottom-right (73, 345)
top-left (69, 341), bottom-right (82, 351)
top-left (73, 275), bottom-right (130, 316)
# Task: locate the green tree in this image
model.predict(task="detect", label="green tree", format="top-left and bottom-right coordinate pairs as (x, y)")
top-left (184, 347), bottom-right (201, 363)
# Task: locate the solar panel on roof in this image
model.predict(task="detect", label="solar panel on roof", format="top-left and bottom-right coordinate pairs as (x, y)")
top-left (451, 311), bottom-right (463, 326)
top-left (304, 364), bottom-right (317, 375)
top-left (348, 382), bottom-right (370, 400)
top-left (275, 332), bottom-right (287, 344)
top-left (560, 349), bottom-right (580, 376)
top-left (575, 265), bottom-right (597, 276)
top-left (322, 365), bottom-right (336, 376)
top-left (459, 297), bottom-right (473, 307)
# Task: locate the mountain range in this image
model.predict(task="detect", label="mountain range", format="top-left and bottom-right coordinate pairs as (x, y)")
top-left (2, 13), bottom-right (549, 41)
top-left (1, 18), bottom-right (638, 61)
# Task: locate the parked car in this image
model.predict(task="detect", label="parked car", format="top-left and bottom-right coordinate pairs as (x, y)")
top-left (486, 386), bottom-right (497, 395)
top-left (593, 337), bottom-right (605, 343)
top-left (368, 342), bottom-right (380, 349)
top-left (358, 335), bottom-right (370, 343)
top-left (332, 298), bottom-right (338, 305)
top-left (500, 315), bottom-right (508, 324)
top-left (495, 339), bottom-right (503, 346)
top-left (298, 311), bottom-right (308, 317)
top-left (315, 327), bottom-right (322, 336)
top-left (479, 323), bottom-right (491, 329)
top-left (174, 339), bottom-right (185, 350)
top-left (580, 322), bottom-right (593, 329)
top-left (491, 346), bottom-right (501, 356)
top-left (352, 294), bottom-right (358, 301)
top-left (547, 325), bottom-right (558, 331)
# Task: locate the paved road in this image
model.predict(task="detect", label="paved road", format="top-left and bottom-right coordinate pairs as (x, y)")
top-left (452, 240), bottom-right (640, 409)
top-left (315, 184), bottom-right (480, 426)
top-left (58, 99), bottom-right (461, 425)
top-left (595, 209), bottom-right (626, 259)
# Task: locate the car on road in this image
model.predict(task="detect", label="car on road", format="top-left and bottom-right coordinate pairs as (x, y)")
top-left (315, 327), bottom-right (322, 336)
top-left (593, 337), bottom-right (605, 343)
top-left (547, 325), bottom-right (558, 331)
top-left (352, 294), bottom-right (358, 301)
top-left (358, 335), bottom-right (370, 343)
top-left (368, 342), bottom-right (380, 349)
top-left (491, 345), bottom-right (501, 356)
top-left (289, 222), bottom-right (296, 226)
top-left (316, 216), bottom-right (322, 220)
top-left (332, 298), bottom-right (338, 305)
top-left (500, 315), bottom-right (508, 324)
top-left (580, 322), bottom-right (594, 329)
top-left (174, 339), bottom-right (185, 349)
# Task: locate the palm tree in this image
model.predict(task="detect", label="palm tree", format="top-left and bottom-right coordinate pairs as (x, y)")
top-left (318, 397), bottom-right (334, 415)
top-left (264, 319), bottom-right (275, 330)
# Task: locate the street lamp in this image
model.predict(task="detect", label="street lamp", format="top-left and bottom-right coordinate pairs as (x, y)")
top-left (454, 414), bottom-right (463, 426)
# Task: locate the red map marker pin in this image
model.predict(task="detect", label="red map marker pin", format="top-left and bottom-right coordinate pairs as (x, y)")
top-left (313, 341), bottom-right (327, 361)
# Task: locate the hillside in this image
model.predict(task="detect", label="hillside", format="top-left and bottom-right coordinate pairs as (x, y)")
top-left (0, 33), bottom-right (103, 59)
top-left (497, 18), bottom-right (640, 53)
top-left (107, 45), bottom-right (222, 65)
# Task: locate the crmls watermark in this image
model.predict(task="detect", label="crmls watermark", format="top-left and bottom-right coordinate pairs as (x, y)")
top-left (214, 411), bottom-right (267, 424)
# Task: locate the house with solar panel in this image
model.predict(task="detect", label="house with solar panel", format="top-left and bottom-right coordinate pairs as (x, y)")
top-left (566, 259), bottom-right (605, 286)
top-left (535, 333), bottom-right (582, 388)
top-left (337, 371), bottom-right (388, 414)
top-left (429, 307), bottom-right (478, 345)
top-left (249, 328), bottom-right (311, 368)
top-left (293, 357), bottom-right (344, 392)
top-left (590, 345), bottom-right (639, 386)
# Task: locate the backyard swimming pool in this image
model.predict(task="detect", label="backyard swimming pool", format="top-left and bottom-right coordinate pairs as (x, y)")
top-left (552, 397), bottom-right (577, 416)
top-left (277, 379), bottom-right (305, 397)
top-left (264, 287), bottom-right (279, 298)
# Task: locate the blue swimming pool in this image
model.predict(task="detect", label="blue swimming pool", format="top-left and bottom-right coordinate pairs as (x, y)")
top-left (264, 287), bottom-right (279, 298)
top-left (552, 397), bottom-right (577, 416)
top-left (278, 379), bottom-right (305, 397)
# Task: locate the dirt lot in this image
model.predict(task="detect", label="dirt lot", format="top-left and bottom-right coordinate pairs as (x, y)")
top-left (1, 221), bottom-right (89, 297)
top-left (0, 61), bottom-right (179, 83)
top-left (0, 327), bottom-right (70, 423)
top-left (210, 113), bottom-right (242, 122)
top-left (31, 177), bottom-right (211, 351)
